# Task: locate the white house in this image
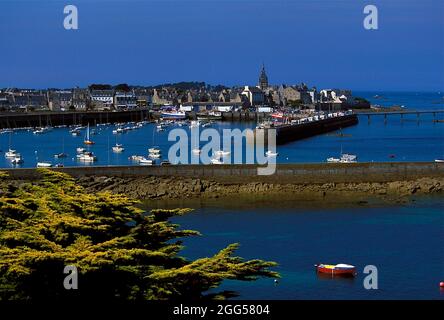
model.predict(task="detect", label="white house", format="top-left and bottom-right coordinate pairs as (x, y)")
top-left (241, 86), bottom-right (264, 106)
top-left (90, 90), bottom-right (114, 108)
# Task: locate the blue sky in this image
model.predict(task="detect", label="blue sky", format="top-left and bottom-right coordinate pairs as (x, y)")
top-left (0, 0), bottom-right (443, 91)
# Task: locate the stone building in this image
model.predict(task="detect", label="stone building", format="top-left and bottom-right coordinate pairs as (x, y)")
top-left (258, 64), bottom-right (269, 90)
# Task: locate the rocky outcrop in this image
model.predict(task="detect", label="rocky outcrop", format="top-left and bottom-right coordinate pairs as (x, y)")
top-left (76, 175), bottom-right (443, 203)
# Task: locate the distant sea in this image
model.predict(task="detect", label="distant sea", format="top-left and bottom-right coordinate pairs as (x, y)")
top-left (1, 91), bottom-right (443, 168)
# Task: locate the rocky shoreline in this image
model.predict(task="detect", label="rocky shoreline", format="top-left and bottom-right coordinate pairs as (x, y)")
top-left (76, 175), bottom-right (444, 204)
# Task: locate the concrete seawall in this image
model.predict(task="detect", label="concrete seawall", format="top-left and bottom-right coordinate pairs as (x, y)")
top-left (0, 110), bottom-right (151, 129)
top-left (3, 162), bottom-right (443, 184)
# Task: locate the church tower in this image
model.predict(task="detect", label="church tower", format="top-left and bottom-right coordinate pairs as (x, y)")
top-left (258, 64), bottom-right (269, 91)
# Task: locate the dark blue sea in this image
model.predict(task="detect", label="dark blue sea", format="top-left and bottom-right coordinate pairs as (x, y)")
top-left (161, 196), bottom-right (444, 300)
top-left (1, 91), bottom-right (443, 168)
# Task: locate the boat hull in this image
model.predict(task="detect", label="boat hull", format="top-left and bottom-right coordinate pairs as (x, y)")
top-left (161, 112), bottom-right (186, 120)
top-left (315, 264), bottom-right (356, 277)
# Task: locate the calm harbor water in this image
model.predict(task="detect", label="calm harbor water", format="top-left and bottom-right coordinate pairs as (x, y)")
top-left (157, 196), bottom-right (444, 300)
top-left (1, 91), bottom-right (443, 168)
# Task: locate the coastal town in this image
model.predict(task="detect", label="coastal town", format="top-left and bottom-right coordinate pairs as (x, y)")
top-left (0, 66), bottom-right (370, 114)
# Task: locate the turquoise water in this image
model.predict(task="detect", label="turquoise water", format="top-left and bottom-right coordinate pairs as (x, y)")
top-left (165, 197), bottom-right (444, 300)
top-left (1, 91), bottom-right (443, 167)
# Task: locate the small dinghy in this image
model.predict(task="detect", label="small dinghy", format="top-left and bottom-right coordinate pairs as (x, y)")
top-left (315, 263), bottom-right (356, 277)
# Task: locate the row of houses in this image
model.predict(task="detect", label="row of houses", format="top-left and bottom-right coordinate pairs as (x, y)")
top-left (0, 88), bottom-right (153, 112)
top-left (0, 66), bottom-right (360, 112)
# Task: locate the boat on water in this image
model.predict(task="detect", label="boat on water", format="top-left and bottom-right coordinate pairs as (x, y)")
top-left (54, 152), bottom-right (67, 158)
top-left (210, 158), bottom-right (223, 165)
top-left (197, 111), bottom-right (222, 121)
top-left (161, 110), bottom-right (186, 120)
top-left (435, 159), bottom-right (444, 163)
top-left (148, 147), bottom-right (161, 154)
top-left (271, 112), bottom-right (285, 120)
top-left (112, 144), bottom-right (125, 153)
top-left (327, 153), bottom-right (357, 163)
top-left (71, 129), bottom-right (81, 136)
top-left (149, 153), bottom-right (161, 159)
top-left (340, 153), bottom-right (357, 163)
top-left (5, 149), bottom-right (19, 158)
top-left (190, 120), bottom-right (200, 128)
top-left (83, 124), bottom-right (95, 145)
top-left (266, 150), bottom-right (278, 157)
top-left (36, 162), bottom-right (52, 168)
top-left (315, 263), bottom-right (356, 277)
top-left (129, 155), bottom-right (144, 162)
top-left (139, 157), bottom-right (153, 166)
top-left (77, 152), bottom-right (97, 162)
top-left (214, 150), bottom-right (230, 157)
top-left (11, 155), bottom-right (24, 165)
top-left (33, 127), bottom-right (51, 135)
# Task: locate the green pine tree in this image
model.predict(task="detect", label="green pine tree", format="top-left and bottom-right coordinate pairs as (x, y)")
top-left (0, 169), bottom-right (278, 301)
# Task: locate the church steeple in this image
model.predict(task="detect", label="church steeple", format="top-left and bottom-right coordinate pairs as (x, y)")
top-left (258, 63), bottom-right (269, 90)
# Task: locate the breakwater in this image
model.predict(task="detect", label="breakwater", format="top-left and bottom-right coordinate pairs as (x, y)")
top-left (2, 163), bottom-right (443, 202)
top-left (275, 114), bottom-right (358, 144)
top-left (253, 114), bottom-right (359, 145)
top-left (0, 110), bottom-right (151, 129)
top-left (0, 110), bottom-right (277, 129)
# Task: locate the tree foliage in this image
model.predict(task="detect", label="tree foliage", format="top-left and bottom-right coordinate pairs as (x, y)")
top-left (0, 170), bottom-right (278, 301)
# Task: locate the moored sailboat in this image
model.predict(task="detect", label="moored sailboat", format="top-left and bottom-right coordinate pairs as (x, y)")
top-left (84, 124), bottom-right (95, 145)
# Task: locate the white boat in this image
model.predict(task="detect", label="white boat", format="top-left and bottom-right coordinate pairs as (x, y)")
top-left (197, 111), bottom-right (222, 121)
top-left (161, 110), bottom-right (186, 120)
top-left (77, 152), bottom-right (97, 162)
top-left (214, 150), bottom-right (230, 157)
top-left (37, 162), bottom-right (52, 168)
top-left (76, 147), bottom-right (85, 154)
top-left (327, 153), bottom-right (357, 163)
top-left (210, 158), bottom-right (223, 165)
top-left (190, 120), bottom-right (200, 128)
top-left (266, 150), bottom-right (279, 157)
top-left (129, 155), bottom-right (144, 162)
top-left (5, 149), bottom-right (19, 158)
top-left (112, 144), bottom-right (125, 153)
top-left (149, 153), bottom-right (161, 159)
top-left (148, 147), bottom-right (161, 154)
top-left (139, 158), bottom-right (153, 165)
top-left (340, 153), bottom-right (357, 163)
top-left (33, 127), bottom-right (51, 134)
top-left (112, 127), bottom-right (124, 135)
top-left (54, 152), bottom-right (67, 158)
top-left (11, 156), bottom-right (24, 165)
top-left (435, 159), bottom-right (444, 163)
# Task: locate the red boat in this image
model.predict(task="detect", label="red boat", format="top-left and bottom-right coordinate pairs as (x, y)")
top-left (315, 263), bottom-right (356, 277)
top-left (271, 112), bottom-right (284, 119)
